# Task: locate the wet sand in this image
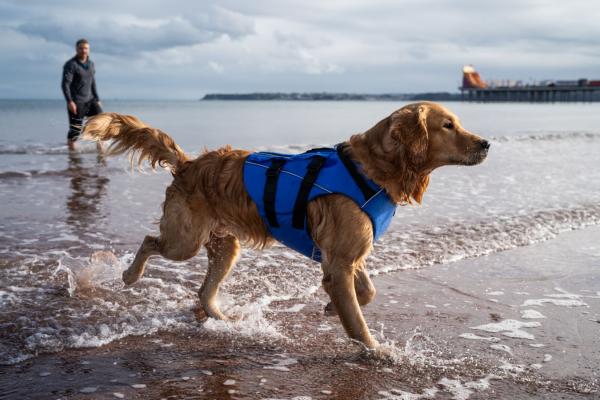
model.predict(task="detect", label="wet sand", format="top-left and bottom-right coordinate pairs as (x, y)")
top-left (1, 225), bottom-right (598, 399)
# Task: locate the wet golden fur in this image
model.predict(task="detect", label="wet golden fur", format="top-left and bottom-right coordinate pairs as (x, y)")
top-left (83, 102), bottom-right (488, 349)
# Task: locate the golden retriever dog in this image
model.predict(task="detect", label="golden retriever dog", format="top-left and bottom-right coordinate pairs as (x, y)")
top-left (83, 102), bottom-right (489, 350)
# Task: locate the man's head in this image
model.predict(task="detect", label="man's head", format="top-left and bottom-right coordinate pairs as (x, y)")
top-left (75, 39), bottom-right (90, 61)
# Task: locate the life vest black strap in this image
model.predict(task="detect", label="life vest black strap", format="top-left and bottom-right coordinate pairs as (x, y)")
top-left (263, 158), bottom-right (287, 227)
top-left (336, 143), bottom-right (376, 201)
top-left (304, 147), bottom-right (334, 153)
top-left (292, 155), bottom-right (327, 230)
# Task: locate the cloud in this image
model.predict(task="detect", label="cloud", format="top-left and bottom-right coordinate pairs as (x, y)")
top-left (208, 61), bottom-right (225, 74)
top-left (1, 0), bottom-right (600, 98)
top-left (12, 6), bottom-right (254, 56)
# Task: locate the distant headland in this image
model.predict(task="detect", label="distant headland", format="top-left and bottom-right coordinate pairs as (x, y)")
top-left (201, 92), bottom-right (461, 101)
top-left (203, 65), bottom-right (600, 102)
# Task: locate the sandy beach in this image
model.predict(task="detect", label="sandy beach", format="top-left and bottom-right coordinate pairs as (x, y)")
top-left (2, 224), bottom-right (598, 399)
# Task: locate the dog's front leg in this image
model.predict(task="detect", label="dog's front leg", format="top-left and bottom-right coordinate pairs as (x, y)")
top-left (324, 264), bottom-right (376, 315)
top-left (322, 262), bottom-right (378, 349)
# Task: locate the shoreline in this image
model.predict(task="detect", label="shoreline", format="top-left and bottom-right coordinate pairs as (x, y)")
top-left (1, 225), bottom-right (598, 399)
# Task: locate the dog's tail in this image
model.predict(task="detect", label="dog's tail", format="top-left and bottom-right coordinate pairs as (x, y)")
top-left (83, 113), bottom-right (189, 173)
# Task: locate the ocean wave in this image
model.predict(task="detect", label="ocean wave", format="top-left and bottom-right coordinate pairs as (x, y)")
top-left (372, 202), bottom-right (600, 274)
top-left (0, 169), bottom-right (71, 179)
top-left (490, 131), bottom-right (600, 143)
top-left (0, 166), bottom-right (122, 180)
top-left (0, 142), bottom-right (99, 155)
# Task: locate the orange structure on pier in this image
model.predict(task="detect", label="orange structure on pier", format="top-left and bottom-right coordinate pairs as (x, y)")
top-left (462, 65), bottom-right (487, 89)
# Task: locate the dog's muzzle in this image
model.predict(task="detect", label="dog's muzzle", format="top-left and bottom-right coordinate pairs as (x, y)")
top-left (463, 140), bottom-right (490, 165)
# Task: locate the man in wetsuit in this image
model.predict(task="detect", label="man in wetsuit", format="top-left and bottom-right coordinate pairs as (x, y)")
top-left (61, 38), bottom-right (103, 151)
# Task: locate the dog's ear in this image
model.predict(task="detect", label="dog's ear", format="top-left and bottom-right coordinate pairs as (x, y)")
top-left (389, 104), bottom-right (429, 163)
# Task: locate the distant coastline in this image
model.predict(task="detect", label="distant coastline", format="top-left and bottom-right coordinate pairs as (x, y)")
top-left (201, 92), bottom-right (461, 101)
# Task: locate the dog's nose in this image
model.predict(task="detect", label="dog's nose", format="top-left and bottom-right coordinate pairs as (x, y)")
top-left (479, 140), bottom-right (490, 150)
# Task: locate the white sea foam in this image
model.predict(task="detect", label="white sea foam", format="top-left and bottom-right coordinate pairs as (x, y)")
top-left (470, 319), bottom-right (541, 340)
top-left (48, 233), bottom-right (81, 242)
top-left (317, 323), bottom-right (332, 332)
top-left (434, 375), bottom-right (497, 400)
top-left (378, 387), bottom-right (438, 399)
top-left (277, 304), bottom-right (306, 312)
top-left (523, 288), bottom-right (589, 308)
top-left (263, 354), bottom-right (299, 372)
top-left (458, 333), bottom-right (501, 342)
top-left (438, 378), bottom-right (474, 400)
top-left (499, 360), bottom-right (526, 375)
top-left (490, 344), bottom-right (512, 355)
top-left (520, 309), bottom-right (546, 319)
top-left (131, 384), bottom-right (146, 389)
top-left (202, 303), bottom-right (286, 341)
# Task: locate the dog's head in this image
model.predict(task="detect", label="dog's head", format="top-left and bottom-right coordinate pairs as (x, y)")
top-left (351, 101), bottom-right (489, 205)
top-left (389, 102), bottom-right (489, 171)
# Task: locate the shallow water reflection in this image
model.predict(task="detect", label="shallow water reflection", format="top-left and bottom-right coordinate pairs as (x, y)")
top-left (65, 152), bottom-right (109, 233)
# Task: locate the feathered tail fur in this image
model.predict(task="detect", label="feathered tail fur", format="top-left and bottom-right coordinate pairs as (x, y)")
top-left (83, 113), bottom-right (189, 173)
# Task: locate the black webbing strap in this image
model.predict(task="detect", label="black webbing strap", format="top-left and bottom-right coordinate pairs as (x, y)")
top-left (292, 155), bottom-right (327, 229)
top-left (336, 143), bottom-right (376, 201)
top-left (304, 147), bottom-right (333, 153)
top-left (263, 158), bottom-right (287, 227)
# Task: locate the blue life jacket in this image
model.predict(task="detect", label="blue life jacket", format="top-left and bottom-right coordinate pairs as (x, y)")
top-left (243, 145), bottom-right (397, 262)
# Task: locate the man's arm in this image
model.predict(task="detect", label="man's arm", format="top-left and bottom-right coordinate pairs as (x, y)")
top-left (91, 62), bottom-right (100, 104)
top-left (61, 62), bottom-right (74, 103)
top-left (92, 78), bottom-right (100, 102)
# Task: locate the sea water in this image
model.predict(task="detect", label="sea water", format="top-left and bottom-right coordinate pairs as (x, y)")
top-left (1, 99), bottom-right (599, 374)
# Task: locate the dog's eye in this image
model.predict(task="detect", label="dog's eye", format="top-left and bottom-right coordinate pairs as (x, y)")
top-left (443, 122), bottom-right (454, 130)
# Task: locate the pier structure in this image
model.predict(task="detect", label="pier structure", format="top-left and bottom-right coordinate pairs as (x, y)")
top-left (460, 66), bottom-right (600, 102)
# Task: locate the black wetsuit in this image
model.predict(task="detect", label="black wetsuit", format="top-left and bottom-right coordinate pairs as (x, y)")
top-left (61, 56), bottom-right (103, 140)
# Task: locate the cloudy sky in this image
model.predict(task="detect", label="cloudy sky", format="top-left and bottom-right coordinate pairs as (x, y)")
top-left (1, 0), bottom-right (599, 99)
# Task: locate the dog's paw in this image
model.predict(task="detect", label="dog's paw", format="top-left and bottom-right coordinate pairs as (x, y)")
top-left (323, 302), bottom-right (338, 316)
top-left (122, 269), bottom-right (139, 285)
top-left (359, 341), bottom-right (405, 364)
top-left (194, 304), bottom-right (231, 322)
top-left (193, 306), bottom-right (209, 322)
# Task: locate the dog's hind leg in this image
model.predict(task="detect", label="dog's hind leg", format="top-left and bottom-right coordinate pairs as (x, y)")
top-left (123, 235), bottom-right (160, 285)
top-left (122, 184), bottom-right (207, 285)
top-left (197, 234), bottom-right (240, 320)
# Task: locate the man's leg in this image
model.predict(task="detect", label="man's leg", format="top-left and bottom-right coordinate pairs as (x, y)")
top-left (86, 100), bottom-right (104, 155)
top-left (67, 104), bottom-right (85, 151)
